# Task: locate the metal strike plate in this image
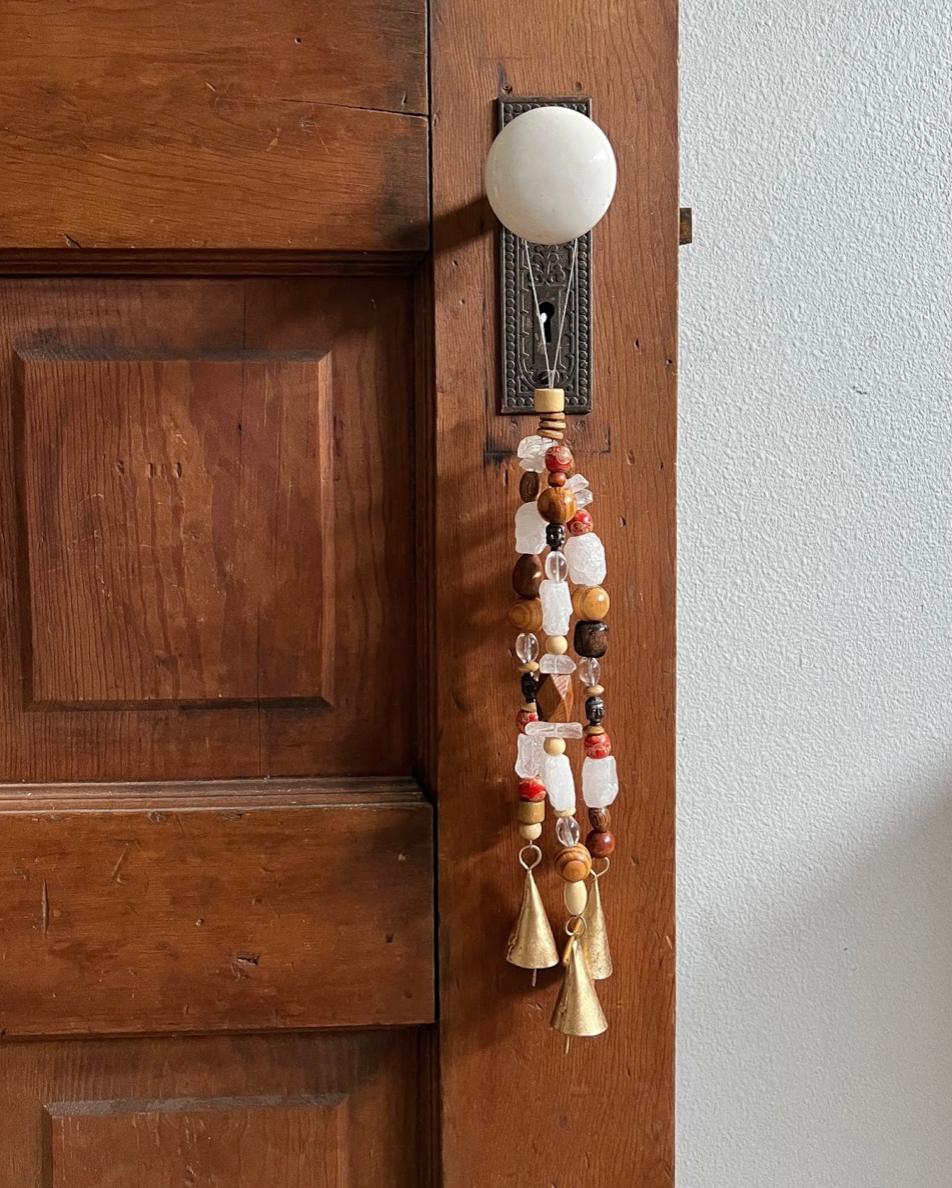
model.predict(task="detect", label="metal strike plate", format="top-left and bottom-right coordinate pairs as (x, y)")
top-left (499, 96), bottom-right (593, 415)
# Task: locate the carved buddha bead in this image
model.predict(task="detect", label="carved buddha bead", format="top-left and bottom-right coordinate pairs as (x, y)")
top-left (512, 554), bottom-right (543, 598)
top-left (546, 523), bottom-right (567, 551)
top-left (520, 670), bottom-right (541, 701)
top-left (585, 695), bottom-right (605, 725)
top-left (574, 619), bottom-right (609, 658)
top-left (572, 585), bottom-right (610, 621)
top-left (508, 597), bottom-right (543, 633)
top-left (537, 486), bottom-right (577, 524)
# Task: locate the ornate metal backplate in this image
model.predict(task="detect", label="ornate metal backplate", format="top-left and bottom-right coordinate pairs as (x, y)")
top-left (499, 96), bottom-right (593, 414)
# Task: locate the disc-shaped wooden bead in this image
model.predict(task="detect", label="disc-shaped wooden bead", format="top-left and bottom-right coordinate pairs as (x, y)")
top-left (508, 598), bottom-right (543, 632)
top-left (537, 486), bottom-right (578, 524)
top-left (572, 585), bottom-right (610, 621)
top-left (512, 554), bottom-right (543, 598)
top-left (574, 619), bottom-right (609, 658)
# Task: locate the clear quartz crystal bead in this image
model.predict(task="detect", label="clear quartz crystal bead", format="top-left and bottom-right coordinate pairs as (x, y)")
top-left (515, 732), bottom-right (544, 778)
top-left (564, 532), bottom-right (606, 585)
top-left (566, 474), bottom-right (592, 508)
top-left (578, 657), bottom-right (601, 687)
top-left (542, 753), bottom-right (576, 812)
top-left (540, 579), bottom-right (572, 635)
top-left (515, 632), bottom-right (539, 663)
top-left (582, 755), bottom-right (619, 807)
top-left (517, 435), bottom-right (549, 473)
top-left (525, 721), bottom-right (584, 739)
top-left (544, 551), bottom-right (569, 582)
top-left (515, 501), bottom-right (547, 554)
top-left (556, 816), bottom-right (581, 847)
top-left (540, 653), bottom-right (576, 675)
top-left (575, 486), bottom-right (593, 509)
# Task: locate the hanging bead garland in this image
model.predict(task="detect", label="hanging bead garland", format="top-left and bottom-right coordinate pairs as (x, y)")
top-left (506, 386), bottom-right (617, 1044)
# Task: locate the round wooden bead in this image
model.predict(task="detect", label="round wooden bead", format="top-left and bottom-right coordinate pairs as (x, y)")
top-left (519, 777), bottom-right (547, 802)
top-left (588, 807), bottom-right (612, 830)
top-left (545, 634), bottom-right (568, 655)
top-left (517, 800), bottom-right (546, 825)
top-left (584, 730), bottom-right (612, 759)
top-left (509, 598), bottom-right (543, 632)
top-left (586, 830), bottom-right (616, 857)
top-left (537, 486), bottom-right (578, 524)
top-left (568, 509), bottom-right (594, 536)
top-left (544, 443), bottom-right (574, 473)
top-left (563, 880), bottom-right (588, 916)
top-left (574, 619), bottom-right (609, 657)
top-left (519, 823), bottom-right (543, 841)
top-left (519, 470), bottom-right (541, 502)
top-left (556, 845), bottom-right (592, 883)
top-left (547, 470), bottom-right (566, 487)
top-left (512, 554), bottom-right (543, 598)
top-left (543, 737), bottom-right (566, 756)
top-left (572, 585), bottom-right (610, 621)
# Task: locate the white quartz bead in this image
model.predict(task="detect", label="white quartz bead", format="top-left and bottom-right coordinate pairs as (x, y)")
top-left (540, 653), bottom-right (576, 675)
top-left (543, 752), bottom-right (576, 812)
top-left (566, 474), bottom-right (592, 508)
top-left (564, 532), bottom-right (606, 585)
top-left (525, 721), bottom-right (583, 739)
top-left (540, 579), bottom-right (572, 635)
top-left (517, 435), bottom-right (549, 472)
top-left (581, 755), bottom-right (619, 807)
top-left (514, 501), bottom-right (547, 554)
top-left (515, 732), bottom-right (545, 778)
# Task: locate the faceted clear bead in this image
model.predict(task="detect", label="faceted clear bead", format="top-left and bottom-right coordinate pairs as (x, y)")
top-left (542, 753), bottom-right (576, 812)
top-left (515, 501), bottom-right (548, 554)
top-left (540, 653), bottom-right (576, 675)
top-left (515, 632), bottom-right (539, 663)
top-left (578, 657), bottom-right (601, 687)
top-left (544, 551), bottom-right (569, 582)
top-left (540, 579), bottom-right (572, 635)
top-left (556, 816), bottom-right (581, 847)
top-left (581, 755), bottom-right (619, 808)
top-left (525, 721), bottom-right (584, 739)
top-left (517, 435), bottom-right (549, 472)
top-left (515, 732), bottom-right (545, 778)
top-left (564, 532), bottom-right (606, 585)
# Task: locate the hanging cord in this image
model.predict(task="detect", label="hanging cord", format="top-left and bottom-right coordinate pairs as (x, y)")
top-left (523, 237), bottom-right (580, 389)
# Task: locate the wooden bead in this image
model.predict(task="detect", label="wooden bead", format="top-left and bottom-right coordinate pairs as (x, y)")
top-left (574, 619), bottom-right (609, 657)
top-left (588, 807), bottom-right (612, 830)
top-left (519, 470), bottom-right (541, 502)
top-left (556, 845), bottom-right (592, 883)
top-left (544, 443), bottom-right (573, 473)
top-left (572, 585), bottom-right (610, 621)
top-left (537, 486), bottom-right (577, 524)
top-left (519, 823), bottom-right (543, 841)
top-left (536, 672), bottom-right (574, 723)
top-left (568, 509), bottom-right (594, 536)
top-left (512, 554), bottom-right (543, 598)
top-left (583, 684), bottom-right (605, 696)
top-left (547, 470), bottom-right (566, 487)
top-left (586, 830), bottom-right (616, 857)
top-left (517, 660), bottom-right (540, 673)
top-left (553, 807), bottom-right (576, 818)
top-left (533, 387), bottom-right (565, 414)
top-left (545, 635), bottom-right (568, 655)
top-left (563, 880), bottom-right (588, 916)
top-left (539, 430), bottom-right (564, 441)
top-left (517, 800), bottom-right (545, 825)
top-left (509, 598), bottom-right (543, 632)
top-left (543, 738), bottom-right (566, 756)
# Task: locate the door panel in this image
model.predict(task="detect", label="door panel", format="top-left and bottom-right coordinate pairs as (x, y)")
top-left (0, 2), bottom-right (428, 251)
top-left (1, 277), bottom-right (416, 780)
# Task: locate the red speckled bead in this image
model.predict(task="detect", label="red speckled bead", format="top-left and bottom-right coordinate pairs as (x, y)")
top-left (519, 777), bottom-right (547, 802)
top-left (568, 509), bottom-right (594, 536)
top-left (544, 443), bottom-right (574, 473)
top-left (516, 707), bottom-right (538, 731)
top-left (584, 731), bottom-right (612, 759)
top-left (586, 829), bottom-right (616, 858)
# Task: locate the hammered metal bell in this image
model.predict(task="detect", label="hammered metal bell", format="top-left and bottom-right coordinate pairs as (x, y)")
top-left (507, 868), bottom-right (559, 973)
top-left (580, 870), bottom-right (613, 980)
top-left (550, 927), bottom-right (608, 1040)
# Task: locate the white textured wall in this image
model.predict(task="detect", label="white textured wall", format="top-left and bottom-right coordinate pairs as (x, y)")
top-left (678, 3), bottom-right (952, 1185)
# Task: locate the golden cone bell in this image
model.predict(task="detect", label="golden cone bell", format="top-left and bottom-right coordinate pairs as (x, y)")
top-left (507, 869), bottom-right (559, 971)
top-left (580, 872), bottom-right (613, 980)
top-left (550, 930), bottom-right (608, 1038)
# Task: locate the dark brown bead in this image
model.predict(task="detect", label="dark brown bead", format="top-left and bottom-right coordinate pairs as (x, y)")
top-left (585, 694), bottom-right (605, 724)
top-left (574, 619), bottom-right (609, 658)
top-left (512, 553), bottom-right (543, 598)
top-left (588, 807), bottom-right (612, 830)
top-left (547, 470), bottom-right (566, 487)
top-left (520, 670), bottom-right (540, 701)
top-left (546, 523), bottom-right (566, 551)
top-left (537, 485), bottom-right (577, 524)
top-left (519, 470), bottom-right (540, 502)
top-left (586, 830), bottom-right (616, 858)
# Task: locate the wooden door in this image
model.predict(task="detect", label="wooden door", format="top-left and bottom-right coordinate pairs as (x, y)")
top-left (0, 2), bottom-right (675, 1185)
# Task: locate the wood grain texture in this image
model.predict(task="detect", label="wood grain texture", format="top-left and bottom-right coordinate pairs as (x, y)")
top-left (430, 6), bottom-right (678, 1187)
top-left (0, 277), bottom-right (416, 780)
top-left (2, 1030), bottom-right (430, 1187)
top-left (23, 354), bottom-right (335, 706)
top-left (0, 779), bottom-right (434, 1035)
top-left (0, 1), bottom-right (427, 250)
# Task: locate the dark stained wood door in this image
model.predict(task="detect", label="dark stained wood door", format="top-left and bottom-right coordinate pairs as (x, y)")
top-left (0, 1), bottom-right (676, 1185)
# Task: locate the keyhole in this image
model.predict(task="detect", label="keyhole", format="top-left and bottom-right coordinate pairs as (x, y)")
top-left (538, 301), bottom-right (555, 343)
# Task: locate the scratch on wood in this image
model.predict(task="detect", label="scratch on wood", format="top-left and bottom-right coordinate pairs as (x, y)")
top-left (111, 847), bottom-right (130, 883)
top-left (41, 880), bottom-right (49, 934)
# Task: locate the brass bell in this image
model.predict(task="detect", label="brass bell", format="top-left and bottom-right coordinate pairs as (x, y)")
top-left (507, 867), bottom-right (559, 973)
top-left (550, 924), bottom-right (608, 1041)
top-left (580, 868), bottom-right (613, 980)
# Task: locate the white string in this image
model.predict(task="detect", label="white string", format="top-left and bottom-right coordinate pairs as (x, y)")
top-left (523, 237), bottom-right (580, 389)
